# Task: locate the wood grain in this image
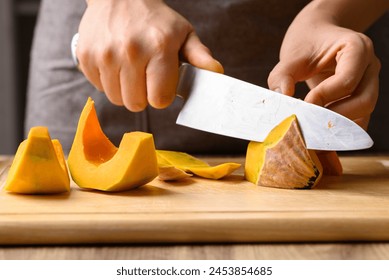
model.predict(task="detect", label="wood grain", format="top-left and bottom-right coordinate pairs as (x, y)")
top-left (1, 156), bottom-right (389, 245)
top-left (1, 243), bottom-right (389, 260)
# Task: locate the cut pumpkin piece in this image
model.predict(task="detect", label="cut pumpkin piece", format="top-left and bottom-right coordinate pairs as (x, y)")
top-left (4, 126), bottom-right (70, 194)
top-left (245, 114), bottom-right (323, 189)
top-left (67, 97), bottom-right (158, 192)
top-left (156, 150), bottom-right (241, 180)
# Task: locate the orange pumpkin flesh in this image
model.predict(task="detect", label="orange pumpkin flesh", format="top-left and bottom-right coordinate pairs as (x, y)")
top-left (4, 126), bottom-right (70, 194)
top-left (67, 97), bottom-right (158, 192)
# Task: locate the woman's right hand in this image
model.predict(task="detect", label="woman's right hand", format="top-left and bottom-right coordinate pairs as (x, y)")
top-left (77, 0), bottom-right (223, 112)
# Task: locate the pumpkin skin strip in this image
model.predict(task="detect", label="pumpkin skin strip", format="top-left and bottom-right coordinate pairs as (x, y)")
top-left (156, 150), bottom-right (241, 180)
top-left (67, 97), bottom-right (158, 192)
top-left (4, 126), bottom-right (70, 194)
top-left (245, 115), bottom-right (323, 189)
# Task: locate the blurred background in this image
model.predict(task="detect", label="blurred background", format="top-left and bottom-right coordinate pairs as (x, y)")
top-left (1, 0), bottom-right (38, 155)
top-left (1, 0), bottom-right (388, 155)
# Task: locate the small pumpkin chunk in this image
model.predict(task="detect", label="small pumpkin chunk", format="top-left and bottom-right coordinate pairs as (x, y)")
top-left (245, 115), bottom-right (323, 189)
top-left (4, 126), bottom-right (70, 194)
top-left (157, 150), bottom-right (241, 180)
top-left (67, 97), bottom-right (158, 192)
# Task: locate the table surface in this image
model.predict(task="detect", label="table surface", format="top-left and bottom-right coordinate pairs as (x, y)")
top-left (1, 154), bottom-right (389, 260)
top-left (1, 242), bottom-right (389, 260)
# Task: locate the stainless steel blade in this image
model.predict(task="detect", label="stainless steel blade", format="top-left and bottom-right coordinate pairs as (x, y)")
top-left (176, 64), bottom-right (373, 151)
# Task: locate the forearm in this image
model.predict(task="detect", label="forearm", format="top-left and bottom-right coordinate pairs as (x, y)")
top-left (297, 0), bottom-right (389, 32)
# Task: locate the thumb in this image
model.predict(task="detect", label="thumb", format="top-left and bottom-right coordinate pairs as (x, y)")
top-left (181, 32), bottom-right (224, 74)
top-left (267, 60), bottom-right (300, 96)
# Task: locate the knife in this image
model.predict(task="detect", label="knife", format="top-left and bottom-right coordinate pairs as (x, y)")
top-left (176, 63), bottom-right (373, 151)
top-left (70, 34), bottom-right (373, 151)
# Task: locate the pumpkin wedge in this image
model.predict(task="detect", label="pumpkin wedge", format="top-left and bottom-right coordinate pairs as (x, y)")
top-left (245, 114), bottom-right (323, 189)
top-left (4, 126), bottom-right (70, 194)
top-left (67, 97), bottom-right (158, 192)
top-left (157, 150), bottom-right (241, 180)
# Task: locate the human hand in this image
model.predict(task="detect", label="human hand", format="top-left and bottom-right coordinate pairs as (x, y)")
top-left (268, 20), bottom-right (380, 130)
top-left (77, 0), bottom-right (223, 112)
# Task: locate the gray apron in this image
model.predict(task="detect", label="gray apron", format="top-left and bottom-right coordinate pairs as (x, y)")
top-left (25, 0), bottom-right (310, 154)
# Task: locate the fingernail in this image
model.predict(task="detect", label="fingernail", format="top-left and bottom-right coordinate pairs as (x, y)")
top-left (213, 59), bottom-right (224, 74)
top-left (273, 88), bottom-right (282, 93)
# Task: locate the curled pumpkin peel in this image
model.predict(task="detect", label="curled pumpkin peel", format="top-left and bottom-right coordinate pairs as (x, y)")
top-left (156, 150), bottom-right (241, 180)
top-left (67, 97), bottom-right (158, 192)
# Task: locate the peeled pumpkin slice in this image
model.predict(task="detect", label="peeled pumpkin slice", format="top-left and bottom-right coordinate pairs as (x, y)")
top-left (156, 150), bottom-right (241, 180)
top-left (4, 126), bottom-right (70, 194)
top-left (245, 114), bottom-right (323, 189)
top-left (67, 97), bottom-right (158, 192)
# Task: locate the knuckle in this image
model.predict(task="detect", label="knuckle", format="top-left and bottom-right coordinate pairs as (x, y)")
top-left (147, 27), bottom-right (174, 54)
top-left (123, 37), bottom-right (142, 60)
top-left (358, 33), bottom-right (374, 51)
top-left (343, 32), bottom-right (375, 54)
top-left (96, 46), bottom-right (115, 65)
top-left (76, 45), bottom-right (90, 63)
top-left (340, 76), bottom-right (358, 94)
top-left (78, 44), bottom-right (117, 66)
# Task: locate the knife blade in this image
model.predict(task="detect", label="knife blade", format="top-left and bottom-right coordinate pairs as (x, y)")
top-left (176, 63), bottom-right (373, 151)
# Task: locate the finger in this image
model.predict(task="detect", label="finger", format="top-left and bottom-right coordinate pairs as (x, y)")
top-left (354, 116), bottom-right (371, 130)
top-left (120, 64), bottom-right (148, 112)
top-left (181, 31), bottom-right (224, 74)
top-left (325, 58), bottom-right (380, 122)
top-left (78, 60), bottom-right (104, 92)
top-left (315, 151), bottom-right (343, 176)
top-left (267, 61), bottom-right (301, 96)
top-left (99, 67), bottom-right (123, 106)
top-left (146, 52), bottom-right (179, 109)
top-left (304, 38), bottom-right (371, 107)
top-left (76, 42), bottom-right (104, 91)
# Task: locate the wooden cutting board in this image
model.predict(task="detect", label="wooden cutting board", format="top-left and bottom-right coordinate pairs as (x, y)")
top-left (0, 155), bottom-right (389, 245)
